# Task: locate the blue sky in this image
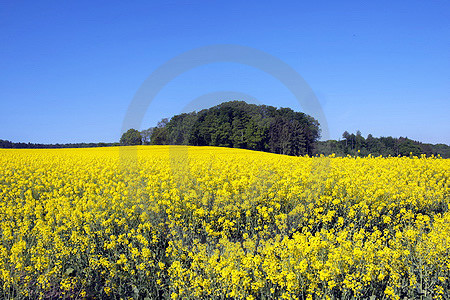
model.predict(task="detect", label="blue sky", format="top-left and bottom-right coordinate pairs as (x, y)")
top-left (1, 0), bottom-right (449, 144)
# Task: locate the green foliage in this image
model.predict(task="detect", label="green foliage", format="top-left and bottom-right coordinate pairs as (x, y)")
top-left (315, 131), bottom-right (450, 158)
top-left (120, 129), bottom-right (143, 146)
top-left (0, 139), bottom-right (118, 149)
top-left (140, 128), bottom-right (154, 145)
top-left (150, 118), bottom-right (169, 145)
top-left (149, 101), bottom-right (321, 156)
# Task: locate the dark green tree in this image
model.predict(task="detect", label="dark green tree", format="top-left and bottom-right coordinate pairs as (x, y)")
top-left (150, 118), bottom-right (169, 145)
top-left (140, 128), bottom-right (155, 145)
top-left (120, 129), bottom-right (143, 145)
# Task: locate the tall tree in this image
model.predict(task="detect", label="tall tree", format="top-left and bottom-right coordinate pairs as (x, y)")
top-left (150, 118), bottom-right (169, 145)
top-left (140, 128), bottom-right (154, 145)
top-left (120, 129), bottom-right (142, 146)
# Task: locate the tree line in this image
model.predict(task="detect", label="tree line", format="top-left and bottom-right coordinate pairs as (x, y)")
top-left (0, 140), bottom-right (119, 149)
top-left (138, 101), bottom-right (321, 156)
top-left (316, 130), bottom-right (450, 158)
top-left (2, 100), bottom-right (449, 158)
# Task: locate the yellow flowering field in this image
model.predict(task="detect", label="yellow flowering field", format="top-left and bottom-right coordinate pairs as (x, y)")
top-left (0, 146), bottom-right (449, 299)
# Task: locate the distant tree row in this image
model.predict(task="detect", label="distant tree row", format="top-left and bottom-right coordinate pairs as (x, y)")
top-left (315, 130), bottom-right (450, 158)
top-left (0, 139), bottom-right (119, 149)
top-left (142, 101), bottom-right (321, 156)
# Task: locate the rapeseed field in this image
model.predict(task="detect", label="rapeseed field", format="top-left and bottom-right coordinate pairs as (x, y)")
top-left (0, 146), bottom-right (448, 299)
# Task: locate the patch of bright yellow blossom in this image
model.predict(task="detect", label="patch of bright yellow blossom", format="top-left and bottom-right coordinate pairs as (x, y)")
top-left (0, 146), bottom-right (448, 299)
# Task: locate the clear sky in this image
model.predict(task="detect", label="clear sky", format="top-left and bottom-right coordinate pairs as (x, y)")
top-left (1, 0), bottom-right (449, 144)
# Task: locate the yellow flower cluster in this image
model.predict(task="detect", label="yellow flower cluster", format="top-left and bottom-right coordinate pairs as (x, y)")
top-left (0, 146), bottom-right (448, 299)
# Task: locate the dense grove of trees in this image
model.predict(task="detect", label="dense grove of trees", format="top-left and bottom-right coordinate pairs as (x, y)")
top-left (147, 101), bottom-right (321, 156)
top-left (316, 130), bottom-right (450, 158)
